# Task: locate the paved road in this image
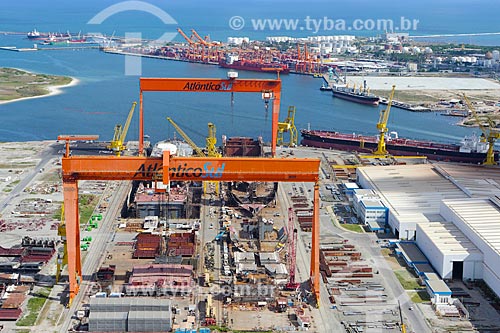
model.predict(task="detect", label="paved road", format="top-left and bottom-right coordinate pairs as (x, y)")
top-left (58, 180), bottom-right (131, 332)
top-left (196, 192), bottom-right (219, 325)
top-left (0, 143), bottom-right (59, 214)
top-left (279, 176), bottom-right (432, 333)
top-left (322, 202), bottom-right (431, 333)
top-left (279, 182), bottom-right (341, 333)
top-left (349, 232), bottom-right (431, 333)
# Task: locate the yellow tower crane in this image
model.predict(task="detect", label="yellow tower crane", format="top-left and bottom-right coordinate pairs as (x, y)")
top-left (108, 102), bottom-right (137, 156)
top-left (374, 85), bottom-right (396, 156)
top-left (166, 117), bottom-right (221, 194)
top-left (166, 117), bottom-right (206, 157)
top-left (205, 123), bottom-right (221, 194)
top-left (462, 93), bottom-right (500, 165)
top-left (207, 123), bottom-right (221, 158)
top-left (277, 106), bottom-right (299, 147)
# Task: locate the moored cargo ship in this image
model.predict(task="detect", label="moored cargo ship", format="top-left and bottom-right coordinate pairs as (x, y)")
top-left (300, 129), bottom-right (498, 163)
top-left (220, 54), bottom-right (289, 74)
top-left (27, 29), bottom-right (50, 39)
top-left (331, 80), bottom-right (379, 106)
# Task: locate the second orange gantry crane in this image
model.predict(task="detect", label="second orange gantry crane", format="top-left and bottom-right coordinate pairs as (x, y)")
top-left (61, 77), bottom-right (322, 307)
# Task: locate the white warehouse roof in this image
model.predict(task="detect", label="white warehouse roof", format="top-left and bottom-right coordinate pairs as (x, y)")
top-left (417, 222), bottom-right (482, 256)
top-left (434, 164), bottom-right (500, 198)
top-left (441, 198), bottom-right (500, 256)
top-left (357, 164), bottom-right (467, 216)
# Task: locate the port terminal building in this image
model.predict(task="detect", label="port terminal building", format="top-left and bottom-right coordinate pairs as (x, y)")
top-left (356, 163), bottom-right (500, 298)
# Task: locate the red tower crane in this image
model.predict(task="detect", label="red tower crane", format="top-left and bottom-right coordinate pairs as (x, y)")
top-left (286, 207), bottom-right (299, 290)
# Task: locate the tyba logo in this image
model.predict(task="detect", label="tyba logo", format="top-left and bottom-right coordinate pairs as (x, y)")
top-left (87, 1), bottom-right (178, 75)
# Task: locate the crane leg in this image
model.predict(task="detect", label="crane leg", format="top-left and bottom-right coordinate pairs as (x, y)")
top-left (139, 91), bottom-right (144, 156)
top-left (310, 182), bottom-right (320, 306)
top-left (271, 94), bottom-right (281, 157)
top-left (64, 180), bottom-right (81, 304)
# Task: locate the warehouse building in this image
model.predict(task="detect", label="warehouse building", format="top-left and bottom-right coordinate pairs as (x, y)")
top-left (356, 163), bottom-right (500, 297)
top-left (440, 197), bottom-right (500, 298)
top-left (89, 298), bottom-right (172, 332)
top-left (352, 189), bottom-right (388, 231)
top-left (416, 222), bottom-right (483, 280)
top-left (425, 278), bottom-right (452, 305)
top-left (357, 164), bottom-right (467, 240)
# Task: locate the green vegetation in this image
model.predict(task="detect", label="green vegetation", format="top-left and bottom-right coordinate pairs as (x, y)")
top-left (394, 270), bottom-right (424, 290)
top-left (409, 290), bottom-right (430, 303)
top-left (52, 203), bottom-right (63, 220)
top-left (39, 171), bottom-right (61, 182)
top-left (0, 67), bottom-right (72, 102)
top-left (0, 162), bottom-right (36, 169)
top-left (208, 326), bottom-right (229, 332)
top-left (79, 194), bottom-right (99, 225)
top-left (3, 179), bottom-right (21, 193)
top-left (380, 248), bottom-right (392, 257)
top-left (16, 288), bottom-right (51, 326)
top-left (339, 223), bottom-right (363, 233)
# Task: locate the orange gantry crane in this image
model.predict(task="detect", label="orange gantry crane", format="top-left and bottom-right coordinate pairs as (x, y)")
top-left (190, 29), bottom-right (219, 63)
top-left (296, 43), bottom-right (321, 74)
top-left (177, 27), bottom-right (200, 61)
top-left (138, 77), bottom-right (283, 157)
top-left (62, 152), bottom-right (321, 304)
top-left (61, 77), bottom-right (322, 307)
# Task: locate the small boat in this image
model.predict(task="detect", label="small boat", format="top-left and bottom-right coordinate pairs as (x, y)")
top-left (319, 84), bottom-right (332, 91)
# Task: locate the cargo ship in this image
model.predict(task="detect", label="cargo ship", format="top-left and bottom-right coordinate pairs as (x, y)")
top-left (331, 80), bottom-right (379, 106)
top-left (220, 54), bottom-right (289, 74)
top-left (27, 29), bottom-right (50, 39)
top-left (300, 129), bottom-right (497, 163)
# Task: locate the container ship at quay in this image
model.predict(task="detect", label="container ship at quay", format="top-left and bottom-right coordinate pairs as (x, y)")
top-left (331, 80), bottom-right (380, 106)
top-left (220, 54), bottom-right (290, 74)
top-left (300, 129), bottom-right (498, 163)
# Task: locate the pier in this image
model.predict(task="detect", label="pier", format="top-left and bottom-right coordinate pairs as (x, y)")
top-left (0, 45), bottom-right (100, 52)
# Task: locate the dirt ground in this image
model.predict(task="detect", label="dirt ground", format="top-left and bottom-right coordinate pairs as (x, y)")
top-left (227, 305), bottom-right (305, 331)
top-left (372, 89), bottom-right (500, 105)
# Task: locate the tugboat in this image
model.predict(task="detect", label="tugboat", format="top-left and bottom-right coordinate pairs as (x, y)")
top-left (319, 83), bottom-right (332, 91)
